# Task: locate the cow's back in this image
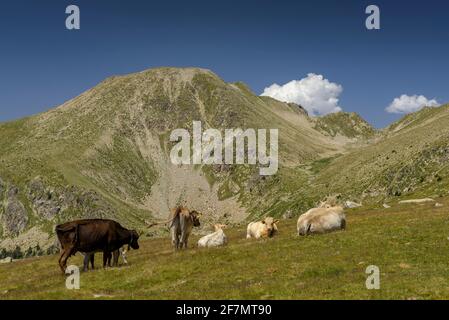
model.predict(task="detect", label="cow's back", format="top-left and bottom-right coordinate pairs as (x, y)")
top-left (198, 229), bottom-right (227, 247)
top-left (56, 219), bottom-right (121, 252)
top-left (247, 221), bottom-right (265, 238)
top-left (77, 220), bottom-right (112, 251)
top-left (297, 206), bottom-right (345, 235)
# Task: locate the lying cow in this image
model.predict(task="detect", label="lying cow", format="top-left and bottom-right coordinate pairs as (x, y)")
top-left (246, 217), bottom-right (279, 239)
top-left (198, 224), bottom-right (228, 248)
top-left (82, 247), bottom-right (128, 272)
top-left (297, 205), bottom-right (346, 236)
top-left (147, 206), bottom-right (201, 250)
top-left (56, 219), bottom-right (139, 273)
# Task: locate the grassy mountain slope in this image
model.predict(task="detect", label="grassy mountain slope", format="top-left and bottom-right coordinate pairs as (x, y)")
top-left (313, 111), bottom-right (376, 139)
top-left (308, 104), bottom-right (449, 203)
top-left (0, 67), bottom-right (364, 251)
top-left (1, 199), bottom-right (448, 299)
top-left (2, 66), bottom-right (448, 254)
top-left (205, 103), bottom-right (449, 220)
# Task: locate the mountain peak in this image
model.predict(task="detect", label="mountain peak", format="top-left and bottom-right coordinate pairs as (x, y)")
top-left (313, 111), bottom-right (376, 139)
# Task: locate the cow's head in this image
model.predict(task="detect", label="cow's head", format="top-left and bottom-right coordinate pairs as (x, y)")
top-left (262, 217), bottom-right (279, 237)
top-left (189, 210), bottom-right (202, 227)
top-left (214, 224), bottom-right (227, 231)
top-left (129, 230), bottom-right (140, 250)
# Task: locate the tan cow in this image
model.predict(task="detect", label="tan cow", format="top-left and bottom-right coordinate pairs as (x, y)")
top-left (246, 217), bottom-right (279, 239)
top-left (147, 206), bottom-right (202, 250)
top-left (198, 224), bottom-right (228, 248)
top-left (297, 205), bottom-right (346, 236)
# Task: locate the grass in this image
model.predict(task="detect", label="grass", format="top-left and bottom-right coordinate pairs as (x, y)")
top-left (1, 199), bottom-right (449, 300)
top-left (1, 67), bottom-right (449, 298)
top-left (314, 112), bottom-right (376, 139)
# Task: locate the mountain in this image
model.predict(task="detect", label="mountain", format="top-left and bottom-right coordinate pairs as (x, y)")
top-left (1, 66), bottom-right (446, 255)
top-left (313, 112), bottom-right (377, 140)
top-left (306, 104), bottom-right (449, 203)
top-left (0, 67), bottom-right (368, 252)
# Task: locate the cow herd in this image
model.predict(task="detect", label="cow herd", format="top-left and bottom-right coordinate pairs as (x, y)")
top-left (55, 204), bottom-right (346, 273)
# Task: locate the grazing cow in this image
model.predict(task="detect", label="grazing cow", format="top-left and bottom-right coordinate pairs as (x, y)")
top-left (198, 224), bottom-right (228, 248)
top-left (147, 206), bottom-right (201, 250)
top-left (297, 205), bottom-right (346, 236)
top-left (246, 217), bottom-right (279, 239)
top-left (56, 219), bottom-right (139, 273)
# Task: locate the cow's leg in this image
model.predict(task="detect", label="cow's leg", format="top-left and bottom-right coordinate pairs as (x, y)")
top-left (83, 253), bottom-right (89, 272)
top-left (107, 251), bottom-right (113, 268)
top-left (183, 237), bottom-right (188, 249)
top-left (59, 247), bottom-right (74, 274)
top-left (171, 228), bottom-right (179, 251)
top-left (103, 251), bottom-right (111, 268)
top-left (179, 235), bottom-right (184, 249)
top-left (181, 233), bottom-right (188, 249)
top-left (112, 250), bottom-right (119, 267)
top-left (58, 251), bottom-right (66, 273)
top-left (90, 253), bottom-right (95, 270)
top-left (177, 232), bottom-right (184, 250)
top-left (120, 248), bottom-right (128, 265)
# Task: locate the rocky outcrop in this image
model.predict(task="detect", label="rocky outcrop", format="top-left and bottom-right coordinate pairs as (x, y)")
top-left (0, 257), bottom-right (13, 264)
top-left (0, 176), bottom-right (114, 253)
top-left (27, 177), bottom-right (115, 221)
top-left (288, 102), bottom-right (309, 117)
top-left (344, 201), bottom-right (362, 208)
top-left (399, 198), bottom-right (435, 204)
top-left (28, 177), bottom-right (60, 220)
top-left (2, 186), bottom-right (28, 237)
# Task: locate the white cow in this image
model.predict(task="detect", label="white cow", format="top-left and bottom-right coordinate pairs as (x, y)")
top-left (198, 224), bottom-right (228, 248)
top-left (247, 217), bottom-right (279, 239)
top-left (297, 206), bottom-right (346, 236)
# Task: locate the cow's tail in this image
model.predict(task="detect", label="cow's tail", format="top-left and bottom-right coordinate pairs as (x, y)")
top-left (145, 207), bottom-right (181, 228)
top-left (145, 217), bottom-right (176, 228)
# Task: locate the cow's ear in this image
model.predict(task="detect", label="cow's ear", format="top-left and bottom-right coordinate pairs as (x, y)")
top-left (274, 219), bottom-right (279, 224)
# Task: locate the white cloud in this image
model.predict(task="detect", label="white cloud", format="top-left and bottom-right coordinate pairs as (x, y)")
top-left (386, 94), bottom-right (439, 114)
top-left (261, 73), bottom-right (343, 116)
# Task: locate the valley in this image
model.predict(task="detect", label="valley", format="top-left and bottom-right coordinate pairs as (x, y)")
top-left (0, 67), bottom-right (448, 258)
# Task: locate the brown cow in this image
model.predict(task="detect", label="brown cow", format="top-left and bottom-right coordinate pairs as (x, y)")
top-left (147, 206), bottom-right (201, 250)
top-left (56, 219), bottom-right (139, 273)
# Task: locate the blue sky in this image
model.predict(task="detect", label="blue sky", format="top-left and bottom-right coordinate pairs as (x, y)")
top-left (0, 0), bottom-right (448, 127)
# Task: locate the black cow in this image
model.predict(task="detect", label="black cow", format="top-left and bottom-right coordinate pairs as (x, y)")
top-left (56, 219), bottom-right (139, 273)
